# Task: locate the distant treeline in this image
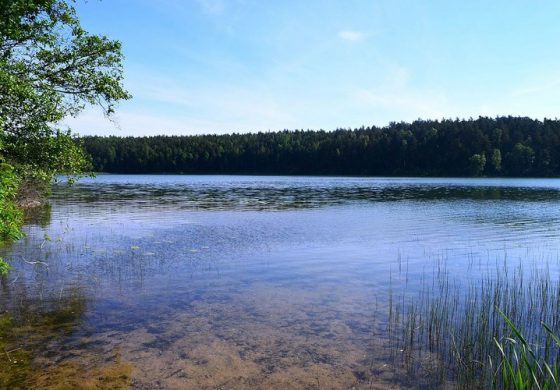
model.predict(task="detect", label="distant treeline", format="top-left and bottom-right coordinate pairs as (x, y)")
top-left (82, 116), bottom-right (560, 177)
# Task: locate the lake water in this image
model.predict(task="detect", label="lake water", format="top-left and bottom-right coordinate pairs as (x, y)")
top-left (1, 175), bottom-right (560, 388)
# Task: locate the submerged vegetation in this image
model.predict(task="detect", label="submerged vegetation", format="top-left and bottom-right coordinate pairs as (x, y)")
top-left (84, 116), bottom-right (560, 177)
top-left (385, 260), bottom-right (560, 389)
top-left (0, 292), bottom-right (133, 389)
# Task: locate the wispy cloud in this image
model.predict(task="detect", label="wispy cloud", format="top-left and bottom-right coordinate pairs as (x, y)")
top-left (354, 88), bottom-right (449, 117)
top-left (510, 78), bottom-right (560, 98)
top-left (349, 64), bottom-right (451, 121)
top-left (338, 30), bottom-right (365, 42)
top-left (62, 71), bottom-right (302, 136)
top-left (195, 0), bottom-right (225, 15)
top-left (61, 108), bottom-right (207, 137)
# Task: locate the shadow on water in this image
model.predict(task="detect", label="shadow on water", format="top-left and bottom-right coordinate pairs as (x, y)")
top-left (23, 204), bottom-right (52, 227)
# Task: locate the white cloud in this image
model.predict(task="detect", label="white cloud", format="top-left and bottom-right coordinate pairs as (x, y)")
top-left (337, 30), bottom-right (365, 42)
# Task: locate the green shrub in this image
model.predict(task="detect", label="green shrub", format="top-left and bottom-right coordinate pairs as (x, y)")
top-left (0, 257), bottom-right (11, 275)
top-left (0, 163), bottom-right (23, 242)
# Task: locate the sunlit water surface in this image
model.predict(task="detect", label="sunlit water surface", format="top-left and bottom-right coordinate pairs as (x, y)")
top-left (2, 175), bottom-right (560, 388)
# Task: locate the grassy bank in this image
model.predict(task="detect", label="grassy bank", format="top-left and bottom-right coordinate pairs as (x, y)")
top-left (385, 259), bottom-right (560, 388)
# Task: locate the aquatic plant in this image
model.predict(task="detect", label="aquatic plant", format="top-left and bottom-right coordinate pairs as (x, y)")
top-left (385, 259), bottom-right (560, 389)
top-left (492, 309), bottom-right (560, 389)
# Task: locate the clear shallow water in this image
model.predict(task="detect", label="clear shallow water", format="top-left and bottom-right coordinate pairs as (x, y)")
top-left (1, 175), bottom-right (560, 388)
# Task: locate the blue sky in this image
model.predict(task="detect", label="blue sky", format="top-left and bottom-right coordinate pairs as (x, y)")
top-left (65, 0), bottom-right (560, 136)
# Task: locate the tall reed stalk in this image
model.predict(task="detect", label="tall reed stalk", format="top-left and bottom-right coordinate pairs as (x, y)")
top-left (384, 259), bottom-right (560, 389)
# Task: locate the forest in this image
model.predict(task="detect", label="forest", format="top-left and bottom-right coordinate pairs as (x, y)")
top-left (82, 116), bottom-right (560, 177)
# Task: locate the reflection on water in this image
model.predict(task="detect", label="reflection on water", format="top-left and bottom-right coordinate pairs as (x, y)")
top-left (1, 175), bottom-right (560, 388)
top-left (51, 175), bottom-right (560, 212)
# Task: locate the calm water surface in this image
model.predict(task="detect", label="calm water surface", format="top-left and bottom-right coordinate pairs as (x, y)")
top-left (1, 175), bottom-right (560, 388)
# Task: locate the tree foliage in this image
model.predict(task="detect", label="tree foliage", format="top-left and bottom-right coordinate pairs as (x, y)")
top-left (0, 0), bottom-right (129, 256)
top-left (83, 116), bottom-right (560, 177)
top-left (0, 0), bottom-right (130, 179)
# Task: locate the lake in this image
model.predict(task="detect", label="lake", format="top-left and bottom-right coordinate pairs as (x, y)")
top-left (2, 175), bottom-right (560, 388)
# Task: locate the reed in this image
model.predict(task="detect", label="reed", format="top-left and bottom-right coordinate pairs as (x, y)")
top-left (384, 258), bottom-right (560, 389)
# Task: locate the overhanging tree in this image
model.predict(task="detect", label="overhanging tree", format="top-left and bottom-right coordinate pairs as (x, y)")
top-left (0, 0), bottom-right (130, 180)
